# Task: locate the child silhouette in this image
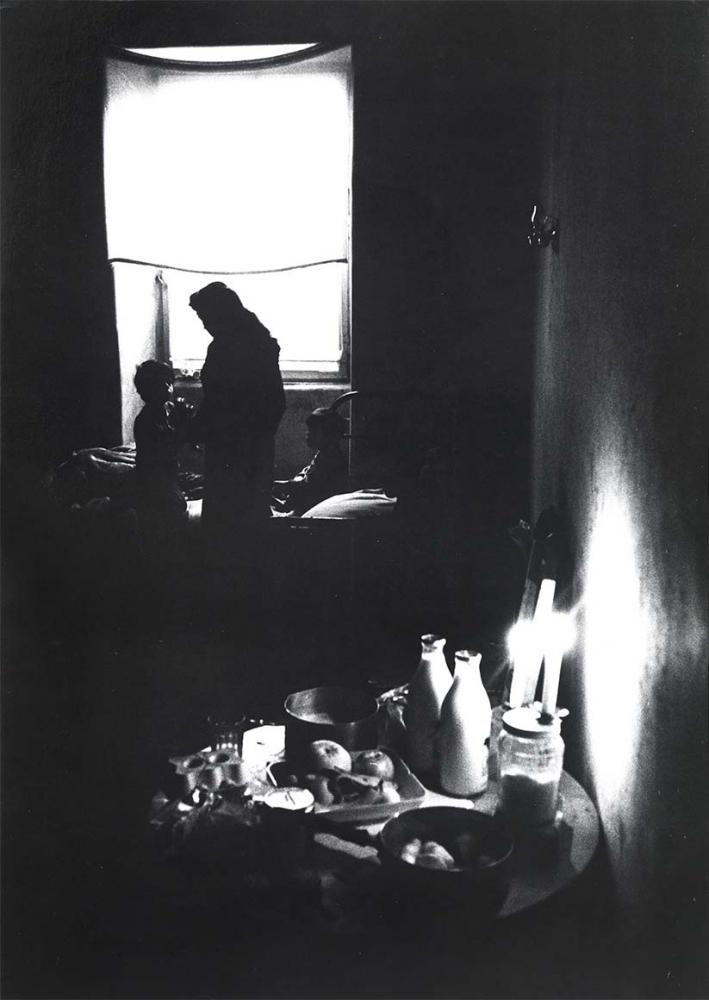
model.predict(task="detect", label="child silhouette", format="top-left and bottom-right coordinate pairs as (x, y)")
top-left (133, 361), bottom-right (193, 521)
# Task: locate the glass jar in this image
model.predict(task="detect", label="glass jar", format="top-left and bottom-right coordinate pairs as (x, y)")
top-left (488, 702), bottom-right (507, 781)
top-left (487, 642), bottom-right (520, 781)
top-left (207, 714), bottom-right (246, 755)
top-left (498, 707), bottom-right (564, 828)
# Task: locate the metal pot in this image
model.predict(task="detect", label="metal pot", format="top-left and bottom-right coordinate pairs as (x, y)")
top-left (284, 686), bottom-right (380, 763)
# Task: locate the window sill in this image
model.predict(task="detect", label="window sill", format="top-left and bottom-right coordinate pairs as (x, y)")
top-left (283, 382), bottom-right (351, 394)
top-left (175, 377), bottom-right (350, 394)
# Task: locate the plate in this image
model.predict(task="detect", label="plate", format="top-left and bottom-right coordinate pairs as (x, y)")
top-left (266, 747), bottom-right (426, 824)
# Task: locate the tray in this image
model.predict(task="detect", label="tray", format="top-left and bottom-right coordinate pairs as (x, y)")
top-left (266, 747), bottom-right (426, 824)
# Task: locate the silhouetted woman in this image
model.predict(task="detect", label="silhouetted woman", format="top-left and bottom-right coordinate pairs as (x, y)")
top-left (189, 282), bottom-right (285, 553)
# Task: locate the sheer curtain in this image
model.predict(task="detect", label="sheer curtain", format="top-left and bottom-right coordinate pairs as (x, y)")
top-left (103, 46), bottom-right (352, 273)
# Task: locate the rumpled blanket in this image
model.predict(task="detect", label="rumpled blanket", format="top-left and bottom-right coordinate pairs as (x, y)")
top-left (48, 445), bottom-right (204, 509)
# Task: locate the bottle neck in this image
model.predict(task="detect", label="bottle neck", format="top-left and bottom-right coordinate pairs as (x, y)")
top-left (454, 653), bottom-right (482, 682)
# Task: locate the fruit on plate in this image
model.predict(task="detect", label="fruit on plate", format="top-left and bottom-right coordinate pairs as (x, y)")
top-left (378, 779), bottom-right (401, 804)
top-left (302, 773), bottom-right (336, 807)
top-left (353, 748), bottom-right (396, 780)
top-left (305, 739), bottom-right (352, 773)
top-left (277, 743), bottom-right (404, 809)
top-left (334, 771), bottom-right (382, 804)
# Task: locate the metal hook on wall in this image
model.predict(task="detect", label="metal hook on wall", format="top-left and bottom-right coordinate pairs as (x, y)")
top-left (528, 203), bottom-right (560, 251)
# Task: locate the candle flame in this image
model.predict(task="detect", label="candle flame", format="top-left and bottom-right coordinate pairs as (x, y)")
top-left (507, 619), bottom-right (535, 663)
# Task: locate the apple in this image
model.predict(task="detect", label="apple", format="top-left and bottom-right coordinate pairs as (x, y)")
top-left (305, 739), bottom-right (352, 773)
top-left (353, 749), bottom-right (396, 780)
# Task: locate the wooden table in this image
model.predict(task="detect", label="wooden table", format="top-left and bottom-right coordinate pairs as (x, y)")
top-left (234, 726), bottom-right (600, 922)
top-left (313, 770), bottom-right (599, 921)
top-left (137, 754), bottom-right (602, 996)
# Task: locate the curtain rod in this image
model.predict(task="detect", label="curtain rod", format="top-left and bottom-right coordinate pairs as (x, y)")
top-left (108, 257), bottom-right (347, 276)
top-left (107, 42), bottom-right (347, 72)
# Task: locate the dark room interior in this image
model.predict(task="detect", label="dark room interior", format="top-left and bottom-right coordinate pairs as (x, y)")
top-left (1, 2), bottom-right (707, 998)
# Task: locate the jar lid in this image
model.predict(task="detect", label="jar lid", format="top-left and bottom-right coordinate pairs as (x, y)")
top-left (502, 707), bottom-right (561, 739)
top-left (262, 787), bottom-right (315, 812)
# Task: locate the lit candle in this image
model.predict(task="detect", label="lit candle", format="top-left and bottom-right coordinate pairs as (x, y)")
top-left (507, 619), bottom-right (535, 708)
top-left (541, 612), bottom-right (575, 719)
top-left (522, 578), bottom-right (557, 705)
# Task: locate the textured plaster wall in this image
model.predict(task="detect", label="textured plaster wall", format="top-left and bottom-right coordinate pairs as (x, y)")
top-left (533, 5), bottom-right (708, 993)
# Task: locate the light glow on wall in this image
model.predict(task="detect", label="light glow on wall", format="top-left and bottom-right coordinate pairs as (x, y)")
top-left (581, 479), bottom-right (650, 803)
top-left (540, 612), bottom-right (576, 717)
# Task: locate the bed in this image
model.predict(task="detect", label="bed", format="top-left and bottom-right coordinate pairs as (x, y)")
top-left (43, 389), bottom-right (530, 671)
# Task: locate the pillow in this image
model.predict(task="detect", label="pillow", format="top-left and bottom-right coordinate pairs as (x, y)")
top-left (301, 488), bottom-right (397, 519)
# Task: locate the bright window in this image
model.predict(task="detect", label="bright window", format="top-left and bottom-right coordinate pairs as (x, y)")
top-left (161, 264), bottom-right (347, 378)
top-left (104, 45), bottom-right (352, 437)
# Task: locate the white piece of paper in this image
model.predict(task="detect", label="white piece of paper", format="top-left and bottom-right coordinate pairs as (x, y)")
top-left (241, 725), bottom-right (286, 769)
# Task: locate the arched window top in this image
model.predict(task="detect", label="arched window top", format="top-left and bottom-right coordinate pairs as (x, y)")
top-left (120, 43), bottom-right (330, 71)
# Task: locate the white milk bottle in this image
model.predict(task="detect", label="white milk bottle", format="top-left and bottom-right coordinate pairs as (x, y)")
top-left (438, 649), bottom-right (492, 796)
top-left (404, 634), bottom-right (452, 776)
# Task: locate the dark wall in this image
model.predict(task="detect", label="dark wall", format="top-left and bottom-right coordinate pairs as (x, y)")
top-left (532, 3), bottom-right (708, 995)
top-left (2, 1), bottom-right (551, 523)
top-left (2, 2), bottom-right (120, 519)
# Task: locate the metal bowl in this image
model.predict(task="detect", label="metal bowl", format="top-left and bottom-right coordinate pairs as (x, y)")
top-left (284, 686), bottom-right (380, 763)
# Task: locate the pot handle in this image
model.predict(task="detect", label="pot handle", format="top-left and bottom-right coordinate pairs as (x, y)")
top-left (374, 685), bottom-right (409, 752)
top-left (374, 683), bottom-right (409, 708)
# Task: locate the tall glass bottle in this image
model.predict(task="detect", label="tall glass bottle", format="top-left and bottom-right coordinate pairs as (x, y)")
top-left (438, 649), bottom-right (492, 796)
top-left (404, 634), bottom-right (452, 776)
